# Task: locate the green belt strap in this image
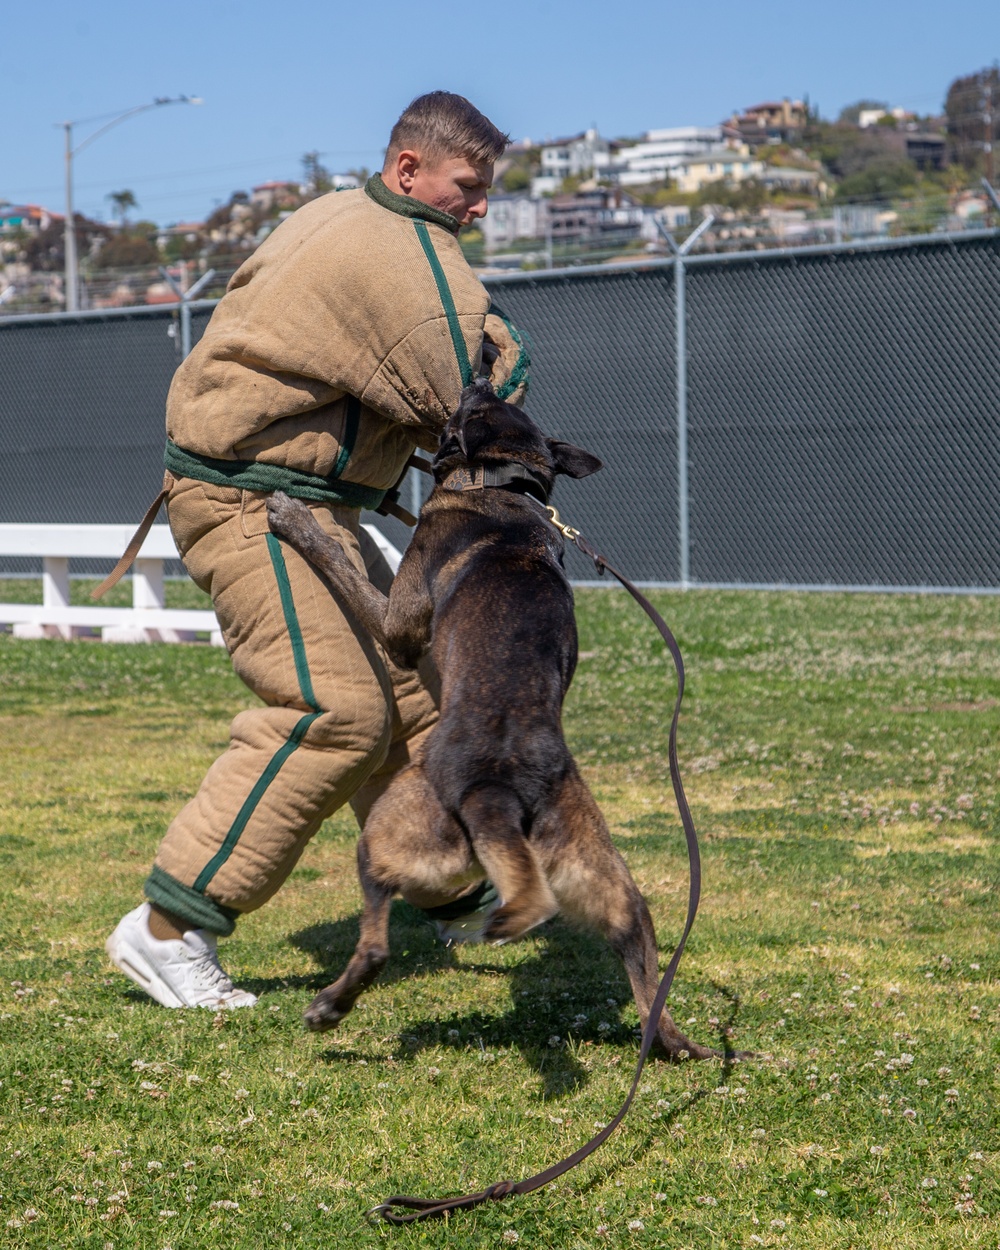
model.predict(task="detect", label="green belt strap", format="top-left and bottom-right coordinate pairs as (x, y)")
top-left (164, 435), bottom-right (386, 510)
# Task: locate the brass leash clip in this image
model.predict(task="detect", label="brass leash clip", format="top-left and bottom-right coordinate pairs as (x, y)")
top-left (545, 505), bottom-right (581, 542)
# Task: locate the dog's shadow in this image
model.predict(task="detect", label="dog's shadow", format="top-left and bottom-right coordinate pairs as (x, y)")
top-left (243, 901), bottom-right (459, 998)
top-left (269, 905), bottom-right (744, 1097)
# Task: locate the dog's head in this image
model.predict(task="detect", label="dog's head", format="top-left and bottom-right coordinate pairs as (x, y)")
top-left (433, 378), bottom-right (602, 487)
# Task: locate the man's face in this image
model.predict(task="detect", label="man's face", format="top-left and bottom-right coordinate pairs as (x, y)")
top-left (406, 154), bottom-right (493, 225)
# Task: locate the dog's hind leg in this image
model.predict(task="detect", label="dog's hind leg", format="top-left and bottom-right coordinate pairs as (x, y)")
top-left (458, 785), bottom-right (558, 944)
top-left (305, 764), bottom-right (482, 1030)
top-left (536, 769), bottom-right (717, 1061)
top-left (303, 840), bottom-right (394, 1032)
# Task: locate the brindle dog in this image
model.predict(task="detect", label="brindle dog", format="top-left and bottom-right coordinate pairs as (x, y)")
top-left (266, 379), bottom-right (715, 1060)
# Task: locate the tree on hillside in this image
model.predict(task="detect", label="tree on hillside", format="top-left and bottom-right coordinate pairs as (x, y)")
top-left (107, 189), bottom-right (138, 229)
top-left (162, 230), bottom-right (204, 262)
top-left (837, 100), bottom-right (888, 125)
top-left (21, 215), bottom-right (107, 271)
top-left (834, 157), bottom-right (918, 201)
top-left (302, 151), bottom-right (332, 196)
top-left (696, 178), bottom-right (767, 213)
top-left (92, 234), bottom-right (160, 269)
top-left (502, 165), bottom-right (532, 193)
top-left (945, 65), bottom-right (999, 174)
top-left (458, 225), bottom-right (484, 265)
top-left (813, 126), bottom-right (897, 178)
top-left (499, 148), bottom-right (538, 194)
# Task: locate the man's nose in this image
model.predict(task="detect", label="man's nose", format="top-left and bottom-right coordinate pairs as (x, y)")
top-left (467, 194), bottom-right (488, 221)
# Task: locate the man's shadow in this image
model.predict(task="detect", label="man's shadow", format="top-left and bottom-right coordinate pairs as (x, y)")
top-left (263, 905), bottom-right (745, 1097)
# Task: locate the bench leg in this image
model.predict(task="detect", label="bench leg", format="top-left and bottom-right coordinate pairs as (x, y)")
top-left (13, 557), bottom-right (74, 640)
top-left (102, 558), bottom-right (187, 644)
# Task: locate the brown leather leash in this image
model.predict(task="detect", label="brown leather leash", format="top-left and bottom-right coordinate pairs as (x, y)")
top-left (90, 473), bottom-right (176, 601)
top-left (370, 504), bottom-right (703, 1224)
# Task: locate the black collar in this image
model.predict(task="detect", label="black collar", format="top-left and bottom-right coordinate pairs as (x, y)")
top-left (440, 463), bottom-right (550, 504)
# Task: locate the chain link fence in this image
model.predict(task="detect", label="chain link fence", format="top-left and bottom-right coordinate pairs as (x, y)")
top-left (1, 230), bottom-right (998, 590)
top-left (493, 230), bottom-right (1000, 589)
top-left (682, 237), bottom-right (1000, 588)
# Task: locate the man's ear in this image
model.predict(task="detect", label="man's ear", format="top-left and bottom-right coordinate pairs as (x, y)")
top-left (393, 149), bottom-right (421, 194)
top-left (547, 439), bottom-right (603, 479)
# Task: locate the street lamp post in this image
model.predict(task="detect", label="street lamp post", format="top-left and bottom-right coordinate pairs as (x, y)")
top-left (60, 95), bottom-right (202, 312)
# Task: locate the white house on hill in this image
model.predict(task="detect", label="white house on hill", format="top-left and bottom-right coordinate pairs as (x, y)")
top-left (539, 129), bottom-right (612, 181)
top-left (613, 126), bottom-right (723, 185)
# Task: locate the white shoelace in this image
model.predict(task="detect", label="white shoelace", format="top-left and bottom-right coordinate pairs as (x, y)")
top-left (185, 934), bottom-right (236, 993)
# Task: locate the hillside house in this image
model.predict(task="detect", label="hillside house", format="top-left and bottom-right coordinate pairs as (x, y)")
top-left (250, 181), bottom-right (302, 211)
top-left (155, 221), bottom-right (204, 249)
top-left (479, 194), bottom-right (546, 249)
top-left (548, 187), bottom-right (644, 247)
top-left (613, 127), bottom-right (723, 185)
top-left (760, 166), bottom-right (825, 194)
top-left (672, 144), bottom-right (764, 192)
top-left (539, 129), bottom-right (612, 181)
top-left (725, 98), bottom-right (807, 144)
top-left (0, 203), bottom-right (60, 236)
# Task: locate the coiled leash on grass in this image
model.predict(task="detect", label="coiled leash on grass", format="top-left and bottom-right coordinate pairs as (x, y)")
top-left (370, 506), bottom-right (705, 1225)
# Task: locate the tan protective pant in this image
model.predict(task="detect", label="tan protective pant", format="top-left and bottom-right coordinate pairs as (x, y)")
top-left (145, 479), bottom-right (438, 935)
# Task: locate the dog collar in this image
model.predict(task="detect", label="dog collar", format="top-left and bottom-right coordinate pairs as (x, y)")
top-left (440, 464), bottom-right (549, 503)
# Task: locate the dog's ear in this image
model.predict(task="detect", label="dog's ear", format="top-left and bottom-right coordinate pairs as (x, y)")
top-left (547, 439), bottom-right (603, 479)
top-left (450, 411), bottom-right (491, 461)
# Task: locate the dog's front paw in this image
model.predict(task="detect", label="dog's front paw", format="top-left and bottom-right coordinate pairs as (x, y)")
top-left (267, 490), bottom-right (320, 549)
top-left (303, 986), bottom-right (353, 1032)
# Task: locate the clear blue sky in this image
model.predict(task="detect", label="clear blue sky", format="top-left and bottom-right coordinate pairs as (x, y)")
top-left (1, 0), bottom-right (997, 226)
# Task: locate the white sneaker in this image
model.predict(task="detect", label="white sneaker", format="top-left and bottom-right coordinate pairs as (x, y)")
top-left (425, 880), bottom-right (501, 946)
top-left (433, 901), bottom-right (502, 946)
top-left (105, 903), bottom-right (258, 1009)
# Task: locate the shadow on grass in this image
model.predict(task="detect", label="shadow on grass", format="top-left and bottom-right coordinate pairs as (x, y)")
top-left (275, 907), bottom-right (745, 1096)
top-left (576, 1086), bottom-right (711, 1194)
top-left (243, 901), bottom-right (460, 998)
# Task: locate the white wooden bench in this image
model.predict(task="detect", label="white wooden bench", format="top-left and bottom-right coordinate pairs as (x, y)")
top-left (0, 524), bottom-right (222, 644)
top-left (0, 522), bottom-right (402, 645)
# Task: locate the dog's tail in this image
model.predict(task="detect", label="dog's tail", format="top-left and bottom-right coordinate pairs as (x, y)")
top-left (458, 785), bottom-right (556, 944)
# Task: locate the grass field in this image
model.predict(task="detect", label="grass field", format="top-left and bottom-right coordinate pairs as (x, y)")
top-left (0, 581), bottom-right (998, 1248)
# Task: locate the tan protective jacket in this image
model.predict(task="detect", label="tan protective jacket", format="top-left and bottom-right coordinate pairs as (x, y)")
top-left (166, 176), bottom-right (529, 493)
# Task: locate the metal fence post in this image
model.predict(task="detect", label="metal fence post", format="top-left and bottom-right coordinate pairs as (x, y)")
top-left (180, 299), bottom-right (192, 359)
top-left (159, 266), bottom-right (216, 359)
top-left (409, 464), bottom-right (423, 517)
top-left (983, 177), bottom-right (1000, 224)
top-left (657, 215), bottom-right (714, 588)
top-left (675, 253), bottom-right (690, 586)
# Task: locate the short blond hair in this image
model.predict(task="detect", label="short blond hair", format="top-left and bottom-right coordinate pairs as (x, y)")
top-left (384, 92), bottom-right (509, 168)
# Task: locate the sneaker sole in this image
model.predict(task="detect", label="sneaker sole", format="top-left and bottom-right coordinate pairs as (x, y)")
top-left (434, 898), bottom-right (503, 945)
top-left (106, 934), bottom-right (259, 1009)
top-left (105, 933), bottom-right (188, 1008)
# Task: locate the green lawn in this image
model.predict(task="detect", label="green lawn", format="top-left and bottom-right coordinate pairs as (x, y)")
top-left (0, 584), bottom-right (997, 1248)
